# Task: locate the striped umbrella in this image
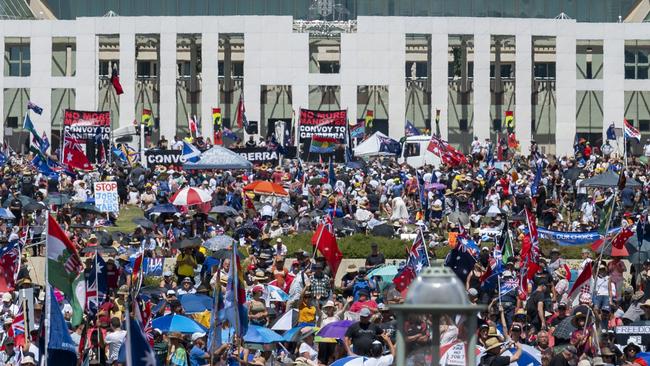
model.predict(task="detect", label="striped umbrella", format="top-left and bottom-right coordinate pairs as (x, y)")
top-left (169, 187), bottom-right (212, 206)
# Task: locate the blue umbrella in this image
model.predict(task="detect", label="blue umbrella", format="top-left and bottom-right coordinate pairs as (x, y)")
top-left (243, 325), bottom-right (284, 344)
top-left (331, 356), bottom-right (370, 366)
top-left (0, 208), bottom-right (15, 219)
top-left (281, 325), bottom-right (308, 342)
top-left (179, 294), bottom-right (213, 313)
top-left (152, 314), bottom-right (207, 334)
top-left (146, 203), bottom-right (179, 215)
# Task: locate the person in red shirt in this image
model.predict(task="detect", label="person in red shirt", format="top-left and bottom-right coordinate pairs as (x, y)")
top-left (583, 142), bottom-right (592, 160)
top-left (349, 290), bottom-right (378, 313)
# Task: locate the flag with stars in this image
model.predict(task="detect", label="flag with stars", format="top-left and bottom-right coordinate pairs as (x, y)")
top-left (498, 277), bottom-right (519, 301)
top-left (445, 241), bottom-right (477, 282)
top-left (63, 134), bottom-right (92, 171)
top-left (311, 216), bottom-right (343, 274)
top-left (406, 231), bottom-right (430, 274)
top-left (86, 254), bottom-right (108, 316)
top-left (124, 317), bottom-right (156, 366)
top-left (0, 240), bottom-right (21, 292)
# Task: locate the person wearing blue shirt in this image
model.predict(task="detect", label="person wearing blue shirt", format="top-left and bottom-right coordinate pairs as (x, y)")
top-left (189, 332), bottom-right (210, 366)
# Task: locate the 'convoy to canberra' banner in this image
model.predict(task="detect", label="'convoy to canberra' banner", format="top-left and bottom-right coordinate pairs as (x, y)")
top-left (64, 109), bottom-right (112, 141)
top-left (298, 108), bottom-right (348, 143)
top-left (144, 147), bottom-right (297, 166)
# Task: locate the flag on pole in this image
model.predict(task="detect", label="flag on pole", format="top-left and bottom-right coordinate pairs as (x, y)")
top-left (598, 197), bottom-right (614, 235)
top-left (10, 305), bottom-right (25, 346)
top-left (23, 114), bottom-right (44, 147)
top-left (27, 101), bottom-right (43, 115)
top-left (86, 254), bottom-right (108, 316)
top-left (364, 110), bottom-right (374, 129)
top-left (141, 108), bottom-right (152, 125)
top-left (427, 135), bottom-right (467, 167)
top-left (43, 287), bottom-right (78, 365)
top-left (311, 216), bottom-right (343, 274)
top-left (47, 214), bottom-right (84, 295)
top-left (111, 67), bottom-right (124, 95)
top-left (182, 141), bottom-right (201, 163)
top-left (328, 158), bottom-right (337, 187)
top-left (236, 95), bottom-right (248, 129)
top-left (606, 123), bottom-right (616, 140)
top-left (405, 120), bottom-right (421, 136)
top-left (124, 317), bottom-right (156, 366)
top-left (188, 115), bottom-right (198, 137)
top-left (222, 128), bottom-right (239, 142)
top-left (63, 134), bottom-right (92, 171)
top-left (624, 119), bottom-right (641, 142)
top-left (568, 261), bottom-right (593, 297)
top-left (0, 240), bottom-right (21, 292)
top-left (350, 122), bottom-right (365, 139)
top-left (505, 110), bottom-right (515, 133)
top-left (222, 240), bottom-right (248, 337)
top-left (309, 136), bottom-right (337, 153)
top-left (71, 273), bottom-right (85, 327)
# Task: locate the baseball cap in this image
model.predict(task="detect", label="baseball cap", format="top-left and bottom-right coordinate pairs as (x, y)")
top-left (163, 270), bottom-right (173, 277)
top-left (167, 289), bottom-right (176, 296)
top-left (359, 308), bottom-right (372, 317)
top-left (2, 293), bottom-right (11, 302)
top-left (565, 345), bottom-right (578, 355)
top-left (191, 332), bottom-right (206, 342)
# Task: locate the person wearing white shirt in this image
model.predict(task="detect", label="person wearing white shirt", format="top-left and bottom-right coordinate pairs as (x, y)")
top-left (105, 318), bottom-right (127, 364)
top-left (273, 238), bottom-right (288, 257)
top-left (644, 138), bottom-right (650, 157)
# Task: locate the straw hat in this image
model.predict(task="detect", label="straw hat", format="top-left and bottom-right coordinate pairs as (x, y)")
top-left (346, 264), bottom-right (358, 273)
top-left (484, 337), bottom-right (503, 351)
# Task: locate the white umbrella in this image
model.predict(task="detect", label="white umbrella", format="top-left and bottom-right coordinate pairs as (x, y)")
top-left (169, 187), bottom-right (212, 206)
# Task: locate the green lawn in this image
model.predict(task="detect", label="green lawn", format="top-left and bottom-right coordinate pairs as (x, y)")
top-left (109, 206), bottom-right (145, 233)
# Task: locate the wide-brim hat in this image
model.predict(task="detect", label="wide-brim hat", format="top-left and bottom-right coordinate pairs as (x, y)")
top-left (484, 337), bottom-right (503, 351)
top-left (346, 264), bottom-right (358, 273)
top-left (571, 312), bottom-right (587, 327)
top-left (623, 342), bottom-right (641, 354)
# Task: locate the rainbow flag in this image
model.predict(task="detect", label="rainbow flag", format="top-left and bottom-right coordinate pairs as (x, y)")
top-left (505, 111), bottom-right (514, 133)
top-left (309, 135), bottom-right (337, 153)
top-left (365, 110), bottom-right (374, 128)
top-left (141, 109), bottom-right (152, 126)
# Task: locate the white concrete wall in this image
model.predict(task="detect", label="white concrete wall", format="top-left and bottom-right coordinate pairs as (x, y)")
top-left (1, 16), bottom-right (650, 156)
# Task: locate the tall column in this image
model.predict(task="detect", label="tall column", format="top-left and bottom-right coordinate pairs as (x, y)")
top-left (75, 33), bottom-right (97, 111)
top-left (515, 33), bottom-right (532, 153)
top-left (603, 36), bottom-right (625, 153)
top-left (201, 32), bottom-right (219, 141)
top-left (0, 35), bottom-right (4, 142)
top-left (556, 31), bottom-right (577, 157)
top-left (431, 33), bottom-right (448, 139)
top-left (159, 32), bottom-right (177, 141)
top-left (473, 33), bottom-right (491, 140)
top-left (30, 35), bottom-right (52, 139)
top-left (388, 32), bottom-right (406, 139)
top-left (119, 32), bottom-right (135, 128)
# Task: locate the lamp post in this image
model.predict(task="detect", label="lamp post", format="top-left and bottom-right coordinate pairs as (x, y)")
top-left (390, 266), bottom-right (485, 366)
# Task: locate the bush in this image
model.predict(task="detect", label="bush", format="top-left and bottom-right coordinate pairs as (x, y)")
top-left (280, 233), bottom-right (589, 260)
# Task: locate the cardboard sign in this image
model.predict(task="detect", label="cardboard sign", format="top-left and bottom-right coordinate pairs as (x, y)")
top-left (94, 181), bottom-right (119, 212)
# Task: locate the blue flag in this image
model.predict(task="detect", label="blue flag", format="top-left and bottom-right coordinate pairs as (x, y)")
top-left (405, 120), bottom-right (421, 136)
top-left (27, 101), bottom-right (43, 115)
top-left (118, 318), bottom-right (156, 365)
top-left (31, 152), bottom-right (59, 180)
top-left (0, 152), bottom-right (6, 166)
top-left (328, 158), bottom-right (337, 186)
top-left (444, 246), bottom-right (476, 282)
top-left (112, 145), bottom-right (128, 163)
top-left (42, 287), bottom-right (78, 365)
top-left (606, 123), bottom-right (617, 140)
top-left (86, 254), bottom-right (108, 316)
top-left (182, 141), bottom-right (201, 163)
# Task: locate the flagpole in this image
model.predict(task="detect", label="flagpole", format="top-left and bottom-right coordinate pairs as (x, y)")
top-left (232, 240), bottom-right (241, 341)
top-left (44, 211), bottom-right (49, 365)
top-left (94, 250), bottom-right (100, 349)
top-left (125, 295), bottom-right (133, 366)
top-left (210, 263), bottom-right (222, 366)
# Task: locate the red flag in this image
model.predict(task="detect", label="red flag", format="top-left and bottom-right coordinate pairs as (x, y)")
top-left (508, 133), bottom-right (519, 149)
top-left (611, 227), bottom-right (633, 249)
top-left (236, 95), bottom-right (246, 129)
top-left (524, 207), bottom-right (540, 262)
top-left (63, 136), bottom-right (92, 171)
top-left (393, 266), bottom-right (416, 292)
top-left (111, 67), bottom-right (124, 95)
top-left (568, 261), bottom-right (593, 297)
top-left (311, 217), bottom-right (343, 274)
top-left (98, 142), bottom-right (106, 164)
top-left (590, 238), bottom-right (604, 252)
top-left (188, 115), bottom-right (198, 136)
top-left (427, 135), bottom-right (468, 167)
top-left (214, 130), bottom-right (223, 145)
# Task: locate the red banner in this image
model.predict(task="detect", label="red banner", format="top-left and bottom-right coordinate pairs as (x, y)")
top-left (298, 108), bottom-right (347, 143)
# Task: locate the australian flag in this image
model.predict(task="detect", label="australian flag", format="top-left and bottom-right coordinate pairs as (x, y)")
top-left (445, 237), bottom-right (478, 282)
top-left (405, 120), bottom-right (421, 137)
top-left (27, 101), bottom-right (43, 115)
top-left (406, 233), bottom-right (430, 274)
top-left (377, 135), bottom-right (402, 155)
top-left (85, 254), bottom-right (108, 316)
top-left (606, 123), bottom-right (617, 141)
top-left (498, 277), bottom-right (519, 300)
top-left (267, 134), bottom-right (287, 155)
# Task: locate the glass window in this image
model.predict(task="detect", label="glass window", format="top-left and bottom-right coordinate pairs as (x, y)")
top-left (4, 38), bottom-right (31, 77)
top-left (404, 142), bottom-right (421, 157)
top-left (625, 66), bottom-right (636, 79)
top-left (398, 0), bottom-right (412, 16)
top-left (638, 66), bottom-right (649, 80)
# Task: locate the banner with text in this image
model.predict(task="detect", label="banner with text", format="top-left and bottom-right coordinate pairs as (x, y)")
top-left (298, 109), bottom-right (348, 143)
top-left (63, 109), bottom-right (111, 141)
top-left (94, 181), bottom-right (119, 212)
top-left (145, 147), bottom-right (297, 167)
top-left (537, 227), bottom-right (621, 246)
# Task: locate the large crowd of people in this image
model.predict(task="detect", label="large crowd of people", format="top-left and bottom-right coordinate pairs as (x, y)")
top-left (0, 134), bottom-right (649, 366)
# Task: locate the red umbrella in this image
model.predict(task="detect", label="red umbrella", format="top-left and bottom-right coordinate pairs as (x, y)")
top-left (243, 181), bottom-right (289, 197)
top-left (170, 187), bottom-right (212, 206)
